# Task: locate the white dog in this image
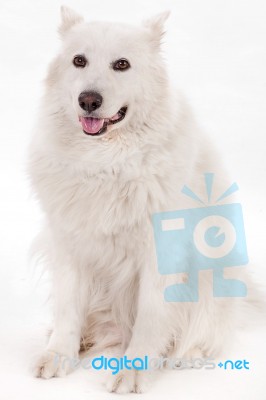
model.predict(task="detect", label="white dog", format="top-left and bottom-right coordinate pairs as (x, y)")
top-left (29, 6), bottom-right (253, 393)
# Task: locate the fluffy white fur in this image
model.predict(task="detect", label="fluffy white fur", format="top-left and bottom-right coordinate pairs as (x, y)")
top-left (29, 6), bottom-right (253, 393)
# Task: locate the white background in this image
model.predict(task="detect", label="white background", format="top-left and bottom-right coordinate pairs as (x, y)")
top-left (0, 0), bottom-right (266, 399)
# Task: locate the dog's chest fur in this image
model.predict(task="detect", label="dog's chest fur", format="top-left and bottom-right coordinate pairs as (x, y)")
top-left (31, 151), bottom-right (172, 264)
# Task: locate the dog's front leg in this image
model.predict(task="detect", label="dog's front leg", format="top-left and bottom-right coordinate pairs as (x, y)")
top-left (34, 262), bottom-right (85, 379)
top-left (107, 258), bottom-right (172, 393)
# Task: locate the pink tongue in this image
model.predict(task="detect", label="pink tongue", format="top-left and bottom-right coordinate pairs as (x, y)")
top-left (79, 117), bottom-right (105, 134)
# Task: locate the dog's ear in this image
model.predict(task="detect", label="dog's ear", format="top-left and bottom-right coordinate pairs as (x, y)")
top-left (143, 11), bottom-right (170, 49)
top-left (58, 6), bottom-right (84, 36)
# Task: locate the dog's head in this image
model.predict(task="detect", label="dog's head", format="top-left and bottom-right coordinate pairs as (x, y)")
top-left (46, 6), bottom-right (170, 138)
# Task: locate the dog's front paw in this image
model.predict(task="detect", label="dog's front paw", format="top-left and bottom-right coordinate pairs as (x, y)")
top-left (33, 350), bottom-right (71, 379)
top-left (106, 369), bottom-right (151, 394)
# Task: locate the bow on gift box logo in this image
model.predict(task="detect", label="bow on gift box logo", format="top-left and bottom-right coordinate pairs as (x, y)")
top-left (152, 173), bottom-right (249, 302)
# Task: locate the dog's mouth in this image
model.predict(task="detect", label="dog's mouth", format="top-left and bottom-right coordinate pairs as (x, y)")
top-left (79, 107), bottom-right (127, 136)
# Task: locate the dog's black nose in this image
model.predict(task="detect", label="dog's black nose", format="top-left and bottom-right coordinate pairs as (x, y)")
top-left (78, 91), bottom-right (103, 113)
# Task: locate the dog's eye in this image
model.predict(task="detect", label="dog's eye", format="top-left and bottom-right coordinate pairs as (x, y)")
top-left (73, 55), bottom-right (87, 68)
top-left (113, 58), bottom-right (131, 71)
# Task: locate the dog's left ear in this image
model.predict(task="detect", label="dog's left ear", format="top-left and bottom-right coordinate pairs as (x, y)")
top-left (143, 11), bottom-right (170, 49)
top-left (58, 6), bottom-right (84, 37)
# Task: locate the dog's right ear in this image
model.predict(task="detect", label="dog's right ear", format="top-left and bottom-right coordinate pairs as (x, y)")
top-left (143, 11), bottom-right (170, 49)
top-left (58, 6), bottom-right (84, 36)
